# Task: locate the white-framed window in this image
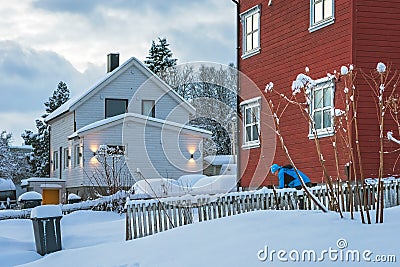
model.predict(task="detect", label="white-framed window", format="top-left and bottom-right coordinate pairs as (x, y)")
top-left (74, 145), bottom-right (81, 167)
top-left (241, 5), bottom-right (260, 59)
top-left (142, 100), bottom-right (155, 117)
top-left (309, 0), bottom-right (335, 32)
top-left (241, 97), bottom-right (261, 149)
top-left (105, 98), bottom-right (128, 118)
top-left (63, 147), bottom-right (69, 169)
top-left (309, 77), bottom-right (335, 138)
top-left (53, 151), bottom-right (59, 170)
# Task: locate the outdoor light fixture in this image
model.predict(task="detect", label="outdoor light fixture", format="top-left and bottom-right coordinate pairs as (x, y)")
top-left (190, 154), bottom-right (194, 159)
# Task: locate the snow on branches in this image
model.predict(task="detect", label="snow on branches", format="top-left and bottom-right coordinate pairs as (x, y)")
top-left (377, 62), bottom-right (386, 74)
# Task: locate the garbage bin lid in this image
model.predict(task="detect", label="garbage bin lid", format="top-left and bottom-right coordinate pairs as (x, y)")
top-left (31, 205), bottom-right (62, 219)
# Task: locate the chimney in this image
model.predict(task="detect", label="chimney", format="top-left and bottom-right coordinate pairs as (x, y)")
top-left (107, 53), bottom-right (119, 73)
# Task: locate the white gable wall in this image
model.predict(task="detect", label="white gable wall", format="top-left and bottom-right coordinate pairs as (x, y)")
top-left (75, 64), bottom-right (192, 131)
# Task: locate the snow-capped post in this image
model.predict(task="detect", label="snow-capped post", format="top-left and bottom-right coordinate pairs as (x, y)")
top-left (30, 205), bottom-right (63, 256)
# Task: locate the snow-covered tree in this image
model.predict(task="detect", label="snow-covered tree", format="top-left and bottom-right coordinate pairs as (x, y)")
top-left (0, 131), bottom-right (13, 177)
top-left (163, 63), bottom-right (237, 156)
top-left (0, 131), bottom-right (32, 183)
top-left (144, 37), bottom-right (177, 78)
top-left (22, 81), bottom-right (70, 176)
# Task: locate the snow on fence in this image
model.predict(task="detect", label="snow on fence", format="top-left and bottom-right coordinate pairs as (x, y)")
top-left (125, 181), bottom-right (400, 240)
top-left (0, 191), bottom-right (134, 220)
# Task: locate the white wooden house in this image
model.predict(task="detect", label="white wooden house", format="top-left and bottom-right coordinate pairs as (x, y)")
top-left (45, 54), bottom-right (211, 198)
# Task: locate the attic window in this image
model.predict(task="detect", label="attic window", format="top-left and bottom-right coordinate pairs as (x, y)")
top-left (105, 99), bottom-right (128, 118)
top-left (142, 100), bottom-right (155, 117)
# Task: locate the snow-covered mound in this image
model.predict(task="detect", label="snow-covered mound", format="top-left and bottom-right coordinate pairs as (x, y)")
top-left (18, 192), bottom-right (42, 201)
top-left (0, 178), bottom-right (15, 191)
top-left (5, 207), bottom-right (399, 267)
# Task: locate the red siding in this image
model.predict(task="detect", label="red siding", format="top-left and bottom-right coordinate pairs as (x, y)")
top-left (353, 0), bottom-right (400, 178)
top-left (240, 0), bottom-right (355, 188)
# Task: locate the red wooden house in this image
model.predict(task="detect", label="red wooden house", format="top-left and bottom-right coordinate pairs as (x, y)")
top-left (238, 0), bottom-right (400, 189)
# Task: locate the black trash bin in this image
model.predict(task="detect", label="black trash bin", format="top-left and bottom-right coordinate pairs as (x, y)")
top-left (30, 205), bottom-right (63, 256)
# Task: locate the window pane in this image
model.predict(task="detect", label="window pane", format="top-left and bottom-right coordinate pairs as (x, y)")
top-left (106, 99), bottom-right (127, 118)
top-left (246, 126), bottom-right (252, 142)
top-left (314, 89), bottom-right (323, 108)
top-left (245, 108), bottom-right (252, 124)
top-left (253, 13), bottom-right (259, 30)
top-left (315, 1), bottom-right (323, 23)
top-left (323, 109), bottom-right (332, 128)
top-left (246, 34), bottom-right (253, 51)
top-left (314, 110), bottom-right (322, 129)
top-left (324, 0), bottom-right (333, 19)
top-left (253, 31), bottom-right (259, 49)
top-left (246, 16), bottom-right (252, 34)
top-left (142, 100), bottom-right (155, 117)
top-left (323, 87), bottom-right (331, 106)
top-left (252, 124), bottom-right (259, 141)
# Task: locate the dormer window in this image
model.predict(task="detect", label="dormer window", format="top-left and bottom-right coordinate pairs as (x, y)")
top-left (105, 98), bottom-right (128, 118)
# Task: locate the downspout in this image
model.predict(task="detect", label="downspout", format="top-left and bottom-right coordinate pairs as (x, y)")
top-left (232, 0), bottom-right (241, 191)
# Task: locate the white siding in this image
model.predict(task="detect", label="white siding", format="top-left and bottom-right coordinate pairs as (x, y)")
top-left (123, 120), bottom-right (204, 180)
top-left (49, 112), bottom-right (75, 180)
top-left (75, 64), bottom-right (192, 130)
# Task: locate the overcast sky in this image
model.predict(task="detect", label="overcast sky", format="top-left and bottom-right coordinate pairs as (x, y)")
top-left (0, 0), bottom-right (236, 145)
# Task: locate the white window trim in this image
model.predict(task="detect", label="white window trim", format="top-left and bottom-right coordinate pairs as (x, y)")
top-left (309, 0), bottom-right (335, 33)
top-left (74, 144), bottom-right (81, 168)
top-left (241, 97), bottom-right (261, 149)
top-left (241, 5), bottom-right (261, 59)
top-left (308, 77), bottom-right (335, 139)
top-left (63, 147), bottom-right (69, 169)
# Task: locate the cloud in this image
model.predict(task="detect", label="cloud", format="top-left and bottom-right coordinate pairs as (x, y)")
top-left (0, 41), bottom-right (103, 113)
top-left (0, 1), bottom-right (236, 145)
top-left (0, 41), bottom-right (105, 144)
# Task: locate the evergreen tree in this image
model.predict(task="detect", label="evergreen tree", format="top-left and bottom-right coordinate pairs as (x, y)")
top-left (0, 131), bottom-right (32, 183)
top-left (43, 81), bottom-right (70, 117)
top-left (144, 37), bottom-right (177, 78)
top-left (22, 81), bottom-right (70, 176)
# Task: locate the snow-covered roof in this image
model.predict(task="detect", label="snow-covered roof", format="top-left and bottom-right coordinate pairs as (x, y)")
top-left (20, 177), bottom-right (66, 187)
top-left (31, 205), bottom-right (62, 219)
top-left (68, 113), bottom-right (212, 139)
top-left (45, 57), bottom-right (196, 122)
top-left (18, 191), bottom-right (42, 201)
top-left (204, 155), bottom-right (236, 166)
top-left (0, 178), bottom-right (16, 191)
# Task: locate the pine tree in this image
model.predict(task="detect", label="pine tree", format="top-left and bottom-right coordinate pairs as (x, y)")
top-left (144, 37), bottom-right (177, 77)
top-left (22, 81), bottom-right (70, 176)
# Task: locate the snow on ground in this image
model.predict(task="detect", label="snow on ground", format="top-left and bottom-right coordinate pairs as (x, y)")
top-left (0, 207), bottom-right (399, 267)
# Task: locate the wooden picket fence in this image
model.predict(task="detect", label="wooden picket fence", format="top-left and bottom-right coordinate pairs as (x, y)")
top-left (125, 181), bottom-right (400, 240)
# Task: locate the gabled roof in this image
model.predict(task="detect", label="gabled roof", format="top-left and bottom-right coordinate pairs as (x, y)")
top-left (45, 57), bottom-right (196, 122)
top-left (68, 113), bottom-right (212, 139)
